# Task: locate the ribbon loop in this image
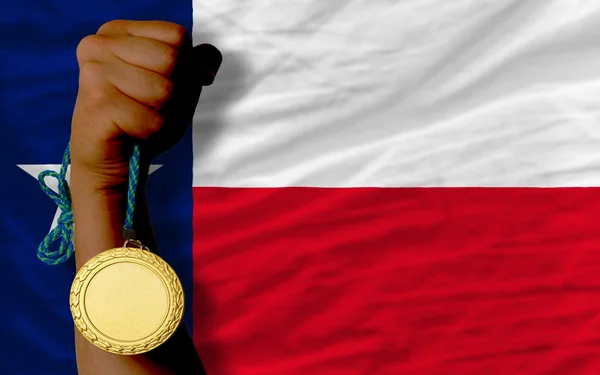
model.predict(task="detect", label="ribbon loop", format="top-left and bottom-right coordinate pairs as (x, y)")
top-left (37, 144), bottom-right (141, 265)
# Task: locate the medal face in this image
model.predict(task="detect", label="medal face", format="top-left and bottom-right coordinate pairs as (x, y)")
top-left (70, 247), bottom-right (184, 355)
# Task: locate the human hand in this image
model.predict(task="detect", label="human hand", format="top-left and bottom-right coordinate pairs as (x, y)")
top-left (69, 20), bottom-right (221, 195)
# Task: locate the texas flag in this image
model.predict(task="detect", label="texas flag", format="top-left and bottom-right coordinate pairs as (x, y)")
top-left (3, 0), bottom-right (600, 374)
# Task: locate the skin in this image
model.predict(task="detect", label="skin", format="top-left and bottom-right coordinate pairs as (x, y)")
top-left (69, 20), bottom-right (214, 374)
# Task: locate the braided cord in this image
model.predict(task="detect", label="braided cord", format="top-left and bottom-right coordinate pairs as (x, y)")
top-left (124, 145), bottom-right (140, 231)
top-left (37, 143), bottom-right (141, 265)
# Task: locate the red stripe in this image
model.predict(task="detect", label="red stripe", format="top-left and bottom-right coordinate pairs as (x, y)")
top-left (193, 187), bottom-right (600, 375)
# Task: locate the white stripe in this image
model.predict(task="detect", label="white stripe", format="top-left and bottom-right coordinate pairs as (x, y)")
top-left (192, 0), bottom-right (600, 187)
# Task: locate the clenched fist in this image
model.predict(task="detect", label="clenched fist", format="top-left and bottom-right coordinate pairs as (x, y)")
top-left (70, 20), bottom-right (221, 193)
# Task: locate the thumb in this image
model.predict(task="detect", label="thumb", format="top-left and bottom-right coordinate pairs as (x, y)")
top-left (194, 43), bottom-right (224, 87)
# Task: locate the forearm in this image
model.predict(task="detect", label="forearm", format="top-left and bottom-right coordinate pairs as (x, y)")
top-left (71, 162), bottom-right (204, 375)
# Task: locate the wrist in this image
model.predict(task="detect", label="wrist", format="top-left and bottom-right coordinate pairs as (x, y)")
top-left (69, 162), bottom-right (149, 205)
top-left (69, 165), bottom-right (125, 268)
top-left (70, 165), bottom-right (124, 203)
top-left (69, 162), bottom-right (151, 268)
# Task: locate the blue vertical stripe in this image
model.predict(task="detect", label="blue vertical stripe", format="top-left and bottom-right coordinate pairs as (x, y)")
top-left (0, 1), bottom-right (194, 374)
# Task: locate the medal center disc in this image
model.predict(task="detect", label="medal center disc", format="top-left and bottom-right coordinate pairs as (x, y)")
top-left (84, 261), bottom-right (169, 342)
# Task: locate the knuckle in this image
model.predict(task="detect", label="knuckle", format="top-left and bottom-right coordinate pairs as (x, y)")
top-left (80, 73), bottom-right (111, 109)
top-left (78, 61), bottom-right (103, 84)
top-left (76, 35), bottom-right (106, 62)
top-left (97, 19), bottom-right (124, 34)
top-left (84, 87), bottom-right (111, 109)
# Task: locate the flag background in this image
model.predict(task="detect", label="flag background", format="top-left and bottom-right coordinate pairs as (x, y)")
top-left (190, 1), bottom-right (600, 373)
top-left (4, 0), bottom-right (600, 374)
top-left (1, 1), bottom-right (194, 374)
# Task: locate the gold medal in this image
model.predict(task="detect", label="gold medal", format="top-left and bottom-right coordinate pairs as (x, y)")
top-left (69, 240), bottom-right (184, 355)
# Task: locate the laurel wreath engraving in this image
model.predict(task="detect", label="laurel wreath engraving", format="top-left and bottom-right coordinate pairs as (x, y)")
top-left (70, 247), bottom-right (184, 355)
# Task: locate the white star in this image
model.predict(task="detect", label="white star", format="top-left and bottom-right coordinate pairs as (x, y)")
top-left (18, 164), bottom-right (162, 233)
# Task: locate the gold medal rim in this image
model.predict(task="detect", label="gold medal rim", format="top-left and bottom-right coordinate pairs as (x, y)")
top-left (70, 246), bottom-right (184, 355)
